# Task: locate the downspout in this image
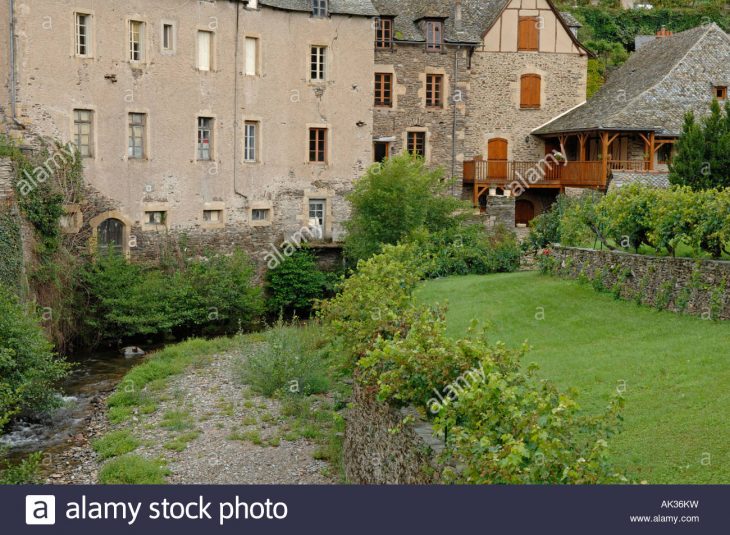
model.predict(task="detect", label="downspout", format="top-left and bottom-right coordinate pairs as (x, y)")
top-left (8, 0), bottom-right (22, 127)
top-left (233, 0), bottom-right (247, 197)
top-left (451, 46), bottom-right (459, 195)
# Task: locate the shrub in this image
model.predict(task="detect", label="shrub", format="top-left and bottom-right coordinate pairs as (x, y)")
top-left (599, 184), bottom-right (660, 252)
top-left (238, 323), bottom-right (330, 397)
top-left (0, 451), bottom-right (42, 484)
top-left (265, 249), bottom-right (332, 316)
top-left (77, 249), bottom-right (263, 343)
top-left (344, 153), bottom-right (467, 262)
top-left (0, 285), bottom-right (70, 428)
top-left (98, 455), bottom-right (169, 484)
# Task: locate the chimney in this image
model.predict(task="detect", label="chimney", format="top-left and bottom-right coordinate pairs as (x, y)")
top-left (656, 26), bottom-right (673, 38)
top-left (455, 0), bottom-right (463, 32)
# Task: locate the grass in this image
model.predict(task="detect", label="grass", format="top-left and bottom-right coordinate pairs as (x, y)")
top-left (417, 271), bottom-right (730, 484)
top-left (98, 455), bottom-right (170, 484)
top-left (92, 430), bottom-right (140, 460)
top-left (164, 431), bottom-right (201, 452)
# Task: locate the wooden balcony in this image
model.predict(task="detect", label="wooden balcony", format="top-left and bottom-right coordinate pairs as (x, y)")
top-left (462, 159), bottom-right (650, 189)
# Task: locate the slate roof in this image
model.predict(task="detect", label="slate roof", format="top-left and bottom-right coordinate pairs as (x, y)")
top-left (609, 171), bottom-right (670, 191)
top-left (533, 23), bottom-right (730, 136)
top-left (259, 0), bottom-right (379, 17)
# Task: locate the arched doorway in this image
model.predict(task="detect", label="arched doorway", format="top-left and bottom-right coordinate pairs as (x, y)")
top-left (515, 199), bottom-right (535, 226)
top-left (487, 138), bottom-right (509, 181)
top-left (97, 218), bottom-right (125, 255)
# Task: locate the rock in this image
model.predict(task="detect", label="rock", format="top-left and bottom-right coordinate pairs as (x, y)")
top-left (122, 346), bottom-right (146, 358)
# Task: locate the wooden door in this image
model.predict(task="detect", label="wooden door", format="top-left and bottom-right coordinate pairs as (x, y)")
top-left (515, 200), bottom-right (535, 226)
top-left (488, 138), bottom-right (508, 181)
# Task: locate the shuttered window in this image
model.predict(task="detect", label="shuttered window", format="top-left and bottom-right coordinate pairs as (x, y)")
top-left (520, 74), bottom-right (541, 109)
top-left (518, 17), bottom-right (539, 51)
top-left (197, 31), bottom-right (212, 71)
top-left (245, 37), bottom-right (258, 75)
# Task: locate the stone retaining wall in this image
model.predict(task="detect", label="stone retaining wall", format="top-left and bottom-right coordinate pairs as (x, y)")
top-left (344, 382), bottom-right (443, 484)
top-left (549, 247), bottom-right (730, 320)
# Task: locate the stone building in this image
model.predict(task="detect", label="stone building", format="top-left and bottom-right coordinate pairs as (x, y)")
top-left (0, 0), bottom-right (376, 262)
top-left (370, 0), bottom-right (591, 227)
top-left (533, 23), bottom-right (730, 192)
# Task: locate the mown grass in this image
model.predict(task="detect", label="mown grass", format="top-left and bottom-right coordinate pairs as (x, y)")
top-left (98, 455), bottom-right (169, 484)
top-left (417, 271), bottom-right (730, 484)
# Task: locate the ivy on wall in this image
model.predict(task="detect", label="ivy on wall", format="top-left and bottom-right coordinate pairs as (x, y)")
top-left (0, 206), bottom-right (23, 291)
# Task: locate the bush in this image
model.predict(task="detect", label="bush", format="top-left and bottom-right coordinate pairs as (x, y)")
top-left (77, 249), bottom-right (263, 343)
top-left (344, 153), bottom-right (467, 262)
top-left (411, 224), bottom-right (521, 278)
top-left (265, 249), bottom-right (333, 316)
top-left (0, 451), bottom-right (42, 484)
top-left (0, 285), bottom-right (70, 428)
top-left (238, 323), bottom-right (330, 397)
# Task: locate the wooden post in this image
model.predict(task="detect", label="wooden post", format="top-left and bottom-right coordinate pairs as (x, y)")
top-left (648, 131), bottom-right (655, 171)
top-left (578, 133), bottom-right (587, 162)
top-left (600, 131), bottom-right (609, 184)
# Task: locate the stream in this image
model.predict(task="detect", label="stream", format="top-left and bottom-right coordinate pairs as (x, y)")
top-left (0, 348), bottom-right (146, 472)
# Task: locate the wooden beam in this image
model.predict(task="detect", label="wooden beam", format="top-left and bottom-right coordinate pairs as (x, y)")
top-left (577, 133), bottom-right (587, 162)
top-left (600, 131), bottom-right (609, 184)
top-left (648, 131), bottom-right (655, 171)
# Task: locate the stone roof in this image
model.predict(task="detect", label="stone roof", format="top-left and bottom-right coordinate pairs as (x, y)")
top-left (534, 24), bottom-right (730, 136)
top-left (609, 171), bottom-right (670, 191)
top-left (559, 11), bottom-right (581, 28)
top-left (259, 0), bottom-right (379, 17)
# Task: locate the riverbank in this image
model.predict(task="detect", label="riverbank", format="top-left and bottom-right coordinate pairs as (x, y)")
top-left (89, 332), bottom-right (341, 485)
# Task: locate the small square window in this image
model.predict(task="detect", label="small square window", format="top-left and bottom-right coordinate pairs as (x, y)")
top-left (204, 209), bottom-right (223, 223)
top-left (145, 211), bottom-right (166, 225)
top-left (715, 86), bottom-right (727, 100)
top-left (251, 208), bottom-right (270, 221)
top-left (312, 0), bottom-right (328, 17)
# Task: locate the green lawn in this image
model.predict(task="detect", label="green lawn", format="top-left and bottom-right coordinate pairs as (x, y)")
top-left (417, 272), bottom-right (730, 484)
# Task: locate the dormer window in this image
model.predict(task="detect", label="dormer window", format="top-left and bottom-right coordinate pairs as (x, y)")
top-left (375, 17), bottom-right (393, 49)
top-left (715, 86), bottom-right (727, 100)
top-left (312, 0), bottom-right (328, 18)
top-left (426, 20), bottom-right (443, 51)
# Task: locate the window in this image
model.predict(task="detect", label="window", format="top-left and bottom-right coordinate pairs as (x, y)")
top-left (162, 23), bottom-right (174, 51)
top-left (145, 211), bottom-right (166, 225)
top-left (426, 21), bottom-right (443, 51)
top-left (75, 13), bottom-right (91, 57)
top-left (374, 141), bottom-right (390, 162)
top-left (518, 17), bottom-right (539, 51)
top-left (309, 128), bottom-right (327, 163)
top-left (310, 46), bottom-right (326, 81)
top-left (197, 31), bottom-right (213, 71)
top-left (197, 117), bottom-right (213, 161)
top-left (374, 73), bottom-right (393, 107)
top-left (426, 74), bottom-right (444, 108)
top-left (98, 218), bottom-right (125, 255)
top-left (407, 131), bottom-right (426, 157)
top-left (73, 109), bottom-right (93, 158)
top-left (244, 37), bottom-right (258, 75)
top-left (312, 0), bottom-right (328, 17)
top-left (129, 20), bottom-right (145, 62)
top-left (520, 74), bottom-right (541, 109)
top-left (251, 209), bottom-right (270, 221)
top-left (244, 121), bottom-right (258, 162)
top-left (204, 210), bottom-right (223, 223)
top-left (715, 86), bottom-right (727, 100)
top-left (657, 144), bottom-right (673, 165)
top-left (128, 113), bottom-right (146, 159)
top-left (308, 199), bottom-right (326, 233)
top-left (375, 18), bottom-right (393, 48)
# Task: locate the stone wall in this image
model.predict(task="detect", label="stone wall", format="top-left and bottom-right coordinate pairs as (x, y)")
top-left (344, 382), bottom-right (444, 484)
top-left (0, 158), bottom-right (13, 201)
top-left (549, 247), bottom-right (730, 320)
top-left (485, 195), bottom-right (516, 229)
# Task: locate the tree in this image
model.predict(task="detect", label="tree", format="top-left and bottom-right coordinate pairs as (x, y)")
top-left (344, 153), bottom-right (466, 262)
top-left (670, 100), bottom-right (730, 189)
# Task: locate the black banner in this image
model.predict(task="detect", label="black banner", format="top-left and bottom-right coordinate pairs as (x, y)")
top-left (3, 485), bottom-right (726, 534)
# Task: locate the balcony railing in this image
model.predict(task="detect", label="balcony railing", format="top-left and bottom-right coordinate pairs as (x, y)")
top-left (463, 159), bottom-right (650, 188)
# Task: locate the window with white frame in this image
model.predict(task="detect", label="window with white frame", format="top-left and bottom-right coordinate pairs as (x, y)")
top-left (244, 121), bottom-right (258, 162)
top-left (312, 0), bottom-right (328, 17)
top-left (73, 109), bottom-right (93, 158)
top-left (197, 31), bottom-right (213, 71)
top-left (244, 37), bottom-right (258, 75)
top-left (197, 117), bottom-right (213, 161)
top-left (308, 199), bottom-right (326, 235)
top-left (128, 113), bottom-right (146, 159)
top-left (310, 46), bottom-right (326, 81)
top-left (129, 20), bottom-right (145, 62)
top-left (75, 13), bottom-right (91, 57)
